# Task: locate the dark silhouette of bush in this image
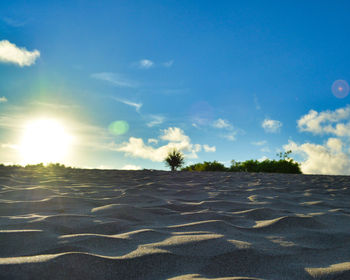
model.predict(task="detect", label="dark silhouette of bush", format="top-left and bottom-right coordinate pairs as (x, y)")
top-left (230, 159), bottom-right (301, 174)
top-left (22, 163), bottom-right (72, 175)
top-left (24, 163), bottom-right (45, 170)
top-left (182, 150), bottom-right (301, 174)
top-left (23, 163), bottom-right (69, 169)
top-left (46, 163), bottom-right (69, 170)
top-left (182, 161), bottom-right (228, 171)
top-left (165, 149), bottom-right (185, 171)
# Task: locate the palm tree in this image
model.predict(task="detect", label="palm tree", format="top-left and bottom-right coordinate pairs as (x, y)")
top-left (165, 149), bottom-right (185, 171)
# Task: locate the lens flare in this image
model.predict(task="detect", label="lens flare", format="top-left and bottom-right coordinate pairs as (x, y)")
top-left (332, 80), bottom-right (349, 99)
top-left (108, 120), bottom-right (129, 135)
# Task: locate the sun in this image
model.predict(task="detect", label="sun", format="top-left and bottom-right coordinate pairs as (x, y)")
top-left (19, 119), bottom-right (72, 165)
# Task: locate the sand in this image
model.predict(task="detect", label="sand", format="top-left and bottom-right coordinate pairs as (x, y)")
top-left (0, 168), bottom-right (349, 280)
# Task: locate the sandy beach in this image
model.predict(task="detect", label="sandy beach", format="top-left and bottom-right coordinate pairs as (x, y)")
top-left (0, 168), bottom-right (349, 279)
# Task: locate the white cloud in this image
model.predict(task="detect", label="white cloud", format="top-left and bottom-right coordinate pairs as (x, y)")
top-left (116, 137), bottom-right (184, 162)
top-left (211, 118), bottom-right (244, 141)
top-left (138, 59), bottom-right (154, 69)
top-left (0, 40), bottom-right (40, 67)
top-left (284, 138), bottom-right (350, 175)
top-left (193, 144), bottom-right (202, 153)
top-left (121, 164), bottom-right (142, 170)
top-left (148, 138), bottom-right (158, 144)
top-left (91, 72), bottom-right (138, 88)
top-left (213, 118), bottom-right (232, 129)
top-left (297, 106), bottom-right (350, 137)
top-left (281, 106), bottom-right (350, 175)
top-left (192, 123), bottom-right (199, 128)
top-left (0, 96), bottom-right (7, 103)
top-left (203, 144), bottom-right (216, 152)
top-left (134, 59), bottom-right (173, 69)
top-left (163, 60), bottom-right (174, 67)
top-left (258, 156), bottom-right (269, 162)
top-left (252, 140), bottom-right (267, 146)
top-left (112, 97), bottom-right (142, 112)
top-left (160, 127), bottom-right (189, 142)
top-left (222, 132), bottom-right (236, 141)
top-left (135, 59), bottom-right (174, 69)
top-left (146, 115), bottom-right (165, 127)
top-left (116, 127), bottom-right (212, 162)
top-left (262, 118), bottom-right (282, 133)
top-left (327, 138), bottom-right (343, 153)
top-left (212, 118), bottom-right (239, 141)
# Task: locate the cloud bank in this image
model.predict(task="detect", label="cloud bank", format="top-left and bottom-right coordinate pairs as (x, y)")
top-left (0, 40), bottom-right (40, 67)
top-left (285, 138), bottom-right (350, 175)
top-left (286, 106), bottom-right (350, 175)
top-left (116, 127), bottom-right (215, 162)
top-left (297, 106), bottom-right (350, 137)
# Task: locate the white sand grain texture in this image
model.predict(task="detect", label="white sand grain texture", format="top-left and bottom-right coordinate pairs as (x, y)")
top-left (0, 168), bottom-right (350, 279)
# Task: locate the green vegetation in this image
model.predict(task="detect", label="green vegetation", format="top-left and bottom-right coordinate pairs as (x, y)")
top-left (24, 163), bottom-right (71, 170)
top-left (229, 159), bottom-right (301, 174)
top-left (182, 151), bottom-right (302, 174)
top-left (1, 150), bottom-right (301, 174)
top-left (182, 161), bottom-right (228, 172)
top-left (165, 149), bottom-right (185, 171)
top-left (0, 163), bottom-right (73, 172)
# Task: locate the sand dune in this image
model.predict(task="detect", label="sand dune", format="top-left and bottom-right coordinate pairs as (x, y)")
top-left (0, 168), bottom-right (350, 279)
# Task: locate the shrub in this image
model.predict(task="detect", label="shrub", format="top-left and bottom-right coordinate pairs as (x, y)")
top-left (165, 149), bottom-right (185, 171)
top-left (182, 154), bottom-right (302, 174)
top-left (182, 161), bottom-right (228, 172)
top-left (229, 158), bottom-right (301, 174)
top-left (24, 163), bottom-right (45, 169)
top-left (46, 163), bottom-right (68, 170)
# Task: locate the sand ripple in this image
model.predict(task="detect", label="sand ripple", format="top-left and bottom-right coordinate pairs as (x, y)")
top-left (0, 169), bottom-right (350, 279)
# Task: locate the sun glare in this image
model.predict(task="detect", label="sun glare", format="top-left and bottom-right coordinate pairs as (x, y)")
top-left (19, 119), bottom-right (72, 165)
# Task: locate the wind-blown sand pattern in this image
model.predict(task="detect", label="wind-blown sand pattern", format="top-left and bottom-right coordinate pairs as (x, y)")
top-left (0, 169), bottom-right (350, 279)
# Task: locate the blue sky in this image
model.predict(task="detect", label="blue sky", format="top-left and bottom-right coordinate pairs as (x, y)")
top-left (1, 1), bottom-right (350, 174)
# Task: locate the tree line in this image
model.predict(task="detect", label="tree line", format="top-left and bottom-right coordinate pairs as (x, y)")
top-left (165, 149), bottom-right (302, 174)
